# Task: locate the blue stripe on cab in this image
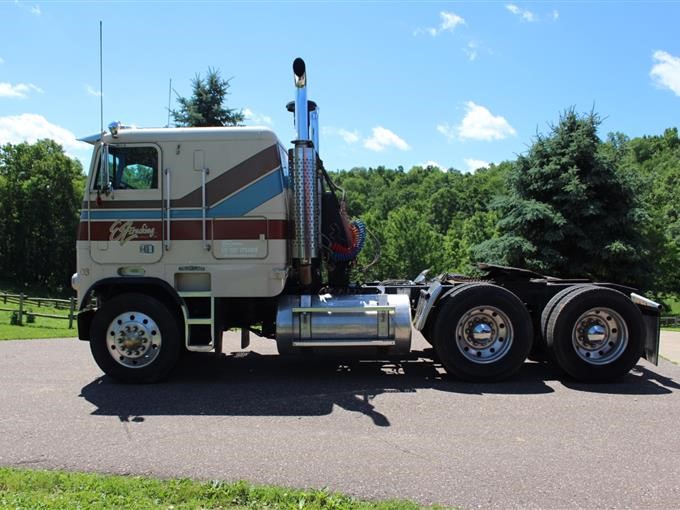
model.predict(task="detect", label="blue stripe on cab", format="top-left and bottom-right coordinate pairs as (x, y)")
top-left (80, 209), bottom-right (162, 220)
top-left (82, 170), bottom-right (284, 221)
top-left (208, 170), bottom-right (283, 217)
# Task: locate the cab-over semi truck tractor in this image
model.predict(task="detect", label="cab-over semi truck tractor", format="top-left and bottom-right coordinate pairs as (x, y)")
top-left (72, 58), bottom-right (661, 383)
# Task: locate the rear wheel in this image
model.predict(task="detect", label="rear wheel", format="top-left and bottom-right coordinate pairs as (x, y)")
top-left (90, 293), bottom-right (181, 383)
top-left (433, 284), bottom-right (533, 381)
top-left (532, 284), bottom-right (592, 361)
top-left (541, 285), bottom-right (593, 343)
top-left (545, 286), bottom-right (643, 382)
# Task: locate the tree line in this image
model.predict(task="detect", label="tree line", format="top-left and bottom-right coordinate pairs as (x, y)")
top-left (333, 112), bottom-right (680, 297)
top-left (1, 69), bottom-right (677, 302)
top-left (0, 140), bottom-right (84, 292)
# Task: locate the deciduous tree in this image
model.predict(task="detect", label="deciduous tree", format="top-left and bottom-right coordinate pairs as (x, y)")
top-left (0, 140), bottom-right (85, 290)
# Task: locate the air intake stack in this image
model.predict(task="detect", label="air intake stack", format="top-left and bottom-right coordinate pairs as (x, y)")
top-left (290, 58), bottom-right (320, 287)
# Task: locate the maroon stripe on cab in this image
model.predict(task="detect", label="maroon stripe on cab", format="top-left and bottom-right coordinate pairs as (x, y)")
top-left (268, 220), bottom-right (289, 240)
top-left (78, 222), bottom-right (89, 241)
top-left (79, 219), bottom-right (289, 241)
top-left (86, 221), bottom-right (163, 242)
top-left (213, 219), bottom-right (266, 239)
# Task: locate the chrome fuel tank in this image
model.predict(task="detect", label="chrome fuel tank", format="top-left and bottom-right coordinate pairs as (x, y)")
top-left (276, 293), bottom-right (412, 355)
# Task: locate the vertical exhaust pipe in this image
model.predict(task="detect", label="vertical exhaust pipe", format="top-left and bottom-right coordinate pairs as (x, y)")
top-left (293, 58), bottom-right (309, 141)
top-left (310, 108), bottom-right (319, 153)
top-left (290, 58), bottom-right (319, 287)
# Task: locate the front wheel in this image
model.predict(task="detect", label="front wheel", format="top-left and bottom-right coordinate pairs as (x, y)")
top-left (433, 284), bottom-right (533, 381)
top-left (90, 293), bottom-right (181, 383)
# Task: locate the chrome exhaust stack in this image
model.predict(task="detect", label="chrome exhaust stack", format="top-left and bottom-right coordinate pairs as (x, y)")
top-left (310, 107), bottom-right (319, 153)
top-left (290, 58), bottom-right (319, 287)
top-left (293, 58), bottom-right (309, 141)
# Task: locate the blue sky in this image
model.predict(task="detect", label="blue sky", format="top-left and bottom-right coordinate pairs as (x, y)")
top-left (1, 1), bottom-right (679, 172)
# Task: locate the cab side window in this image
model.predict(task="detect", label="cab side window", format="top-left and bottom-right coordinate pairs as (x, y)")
top-left (94, 146), bottom-right (158, 190)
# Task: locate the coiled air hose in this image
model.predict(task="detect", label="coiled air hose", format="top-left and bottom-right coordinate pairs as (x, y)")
top-left (329, 219), bottom-right (366, 262)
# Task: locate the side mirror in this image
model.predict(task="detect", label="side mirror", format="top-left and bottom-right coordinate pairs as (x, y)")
top-left (99, 143), bottom-right (111, 193)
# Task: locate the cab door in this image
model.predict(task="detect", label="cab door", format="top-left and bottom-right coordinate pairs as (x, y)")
top-left (88, 143), bottom-right (164, 264)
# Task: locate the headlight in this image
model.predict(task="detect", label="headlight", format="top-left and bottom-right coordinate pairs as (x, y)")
top-left (71, 272), bottom-right (80, 291)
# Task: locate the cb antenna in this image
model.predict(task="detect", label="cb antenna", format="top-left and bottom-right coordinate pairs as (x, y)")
top-left (166, 78), bottom-right (172, 127)
top-left (99, 20), bottom-right (104, 136)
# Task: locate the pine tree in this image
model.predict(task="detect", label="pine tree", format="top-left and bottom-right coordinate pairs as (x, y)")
top-left (473, 110), bottom-right (652, 288)
top-left (171, 68), bottom-right (244, 127)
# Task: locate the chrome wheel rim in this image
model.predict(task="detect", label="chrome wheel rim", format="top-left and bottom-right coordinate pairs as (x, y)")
top-left (106, 311), bottom-right (162, 368)
top-left (571, 307), bottom-right (628, 365)
top-left (455, 306), bottom-right (514, 363)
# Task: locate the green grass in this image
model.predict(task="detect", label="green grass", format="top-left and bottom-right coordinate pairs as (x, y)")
top-left (0, 468), bottom-right (443, 510)
top-left (662, 295), bottom-right (680, 315)
top-left (0, 285), bottom-right (78, 340)
top-left (0, 303), bottom-right (76, 340)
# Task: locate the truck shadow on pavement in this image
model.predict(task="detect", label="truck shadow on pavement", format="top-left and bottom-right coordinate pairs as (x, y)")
top-left (79, 348), bottom-right (679, 426)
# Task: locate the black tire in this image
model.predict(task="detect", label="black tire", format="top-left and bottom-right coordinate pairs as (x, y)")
top-left (90, 293), bottom-right (181, 383)
top-left (533, 285), bottom-right (593, 361)
top-left (433, 283), bottom-right (533, 381)
top-left (540, 285), bottom-right (593, 343)
top-left (420, 314), bottom-right (435, 347)
top-left (421, 283), bottom-right (477, 347)
top-left (546, 286), bottom-right (643, 382)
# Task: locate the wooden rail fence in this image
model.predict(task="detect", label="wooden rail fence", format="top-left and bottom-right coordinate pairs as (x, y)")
top-left (2, 290), bottom-right (679, 331)
top-left (0, 292), bottom-right (76, 328)
top-left (661, 316), bottom-right (680, 328)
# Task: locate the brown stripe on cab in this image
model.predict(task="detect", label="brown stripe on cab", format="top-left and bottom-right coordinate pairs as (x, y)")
top-left (84, 144), bottom-right (281, 210)
top-left (173, 144), bottom-right (281, 208)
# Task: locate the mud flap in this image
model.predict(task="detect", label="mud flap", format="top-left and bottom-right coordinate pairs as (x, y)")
top-left (77, 309), bottom-right (96, 341)
top-left (643, 312), bottom-right (661, 365)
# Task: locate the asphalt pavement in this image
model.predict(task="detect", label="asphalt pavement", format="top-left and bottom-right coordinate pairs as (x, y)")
top-left (1, 332), bottom-right (680, 509)
top-left (660, 329), bottom-right (680, 364)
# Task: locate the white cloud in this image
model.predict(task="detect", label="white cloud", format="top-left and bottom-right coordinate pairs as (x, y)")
top-left (321, 126), bottom-right (360, 144)
top-left (422, 160), bottom-right (445, 171)
top-left (0, 82), bottom-right (43, 99)
top-left (436, 122), bottom-right (456, 141)
top-left (440, 11), bottom-right (465, 31)
top-left (0, 114), bottom-right (90, 156)
top-left (552, 10), bottom-right (560, 20)
top-left (417, 10), bottom-right (465, 37)
top-left (0, 57), bottom-right (5, 64)
top-left (465, 41), bottom-right (478, 61)
top-left (243, 107), bottom-right (273, 126)
top-left (14, 1), bottom-right (42, 15)
top-left (456, 101), bottom-right (516, 141)
top-left (506, 4), bottom-right (537, 22)
top-left (338, 129), bottom-right (360, 144)
top-left (464, 158), bottom-right (490, 172)
top-left (363, 126), bottom-right (410, 152)
top-left (85, 84), bottom-right (102, 97)
top-left (651, 50), bottom-right (680, 96)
